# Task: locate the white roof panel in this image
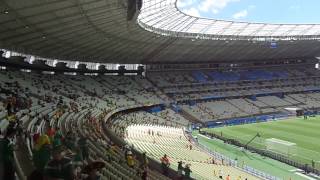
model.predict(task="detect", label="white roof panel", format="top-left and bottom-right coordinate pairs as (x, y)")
top-left (138, 0), bottom-right (320, 39)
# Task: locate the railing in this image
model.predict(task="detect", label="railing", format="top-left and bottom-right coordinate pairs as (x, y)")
top-left (13, 150), bottom-right (27, 180)
top-left (200, 130), bottom-right (320, 176)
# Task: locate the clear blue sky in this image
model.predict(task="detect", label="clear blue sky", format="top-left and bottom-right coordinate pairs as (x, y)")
top-left (177, 0), bottom-right (320, 24)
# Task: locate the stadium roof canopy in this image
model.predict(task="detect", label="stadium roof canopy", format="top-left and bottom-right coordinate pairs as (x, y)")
top-left (140, 0), bottom-right (320, 38)
top-left (0, 0), bottom-right (320, 64)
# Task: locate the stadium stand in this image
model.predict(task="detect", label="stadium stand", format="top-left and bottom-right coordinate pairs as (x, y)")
top-left (2, 62), bottom-right (320, 179)
top-left (124, 124), bottom-right (260, 180)
top-left (0, 70), bottom-right (174, 180)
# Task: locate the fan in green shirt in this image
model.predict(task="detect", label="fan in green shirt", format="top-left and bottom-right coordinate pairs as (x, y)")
top-left (53, 128), bottom-right (63, 147)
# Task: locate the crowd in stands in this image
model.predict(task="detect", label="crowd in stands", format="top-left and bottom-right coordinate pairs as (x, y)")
top-left (0, 70), bottom-right (170, 180)
top-left (1, 66), bottom-right (320, 179)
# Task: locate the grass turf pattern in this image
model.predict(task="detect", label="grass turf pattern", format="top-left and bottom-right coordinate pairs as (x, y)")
top-left (197, 116), bottom-right (320, 179)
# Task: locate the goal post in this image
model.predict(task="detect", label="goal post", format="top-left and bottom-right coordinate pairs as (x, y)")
top-left (265, 138), bottom-right (297, 157)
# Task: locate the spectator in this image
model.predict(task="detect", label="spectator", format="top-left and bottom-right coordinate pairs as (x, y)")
top-left (12, 96), bottom-right (17, 112)
top-left (35, 133), bottom-right (51, 151)
top-left (304, 163), bottom-right (309, 173)
top-left (46, 126), bottom-right (55, 140)
top-left (82, 161), bottom-right (105, 180)
top-left (52, 128), bottom-right (63, 147)
top-left (43, 145), bottom-right (74, 180)
top-left (184, 164), bottom-right (192, 179)
top-left (141, 166), bottom-right (148, 180)
top-left (1, 128), bottom-right (16, 180)
top-left (64, 131), bottom-right (75, 150)
top-left (177, 161), bottom-right (184, 178)
top-left (160, 154), bottom-right (170, 176)
top-left (212, 157), bottom-right (215, 164)
top-left (124, 144), bottom-right (131, 157)
top-left (6, 99), bottom-right (13, 116)
top-left (226, 174), bottom-right (230, 180)
top-left (33, 144), bottom-right (51, 173)
top-left (78, 135), bottom-right (89, 161)
top-left (218, 169), bottom-right (223, 179)
top-left (126, 151), bottom-right (135, 168)
top-left (140, 152), bottom-right (149, 168)
top-left (32, 131), bottom-right (40, 146)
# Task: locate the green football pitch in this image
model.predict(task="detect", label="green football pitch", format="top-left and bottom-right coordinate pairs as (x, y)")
top-left (194, 116), bottom-right (320, 179)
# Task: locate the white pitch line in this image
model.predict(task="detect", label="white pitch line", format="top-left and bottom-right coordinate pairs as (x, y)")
top-left (295, 172), bottom-right (317, 180)
top-left (198, 134), bottom-right (211, 140)
top-left (289, 169), bottom-right (300, 172)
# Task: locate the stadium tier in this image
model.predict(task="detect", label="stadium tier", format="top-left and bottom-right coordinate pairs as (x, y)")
top-left (1, 65), bottom-right (320, 179)
top-left (124, 124), bottom-right (260, 180)
top-left (1, 0), bottom-right (320, 180)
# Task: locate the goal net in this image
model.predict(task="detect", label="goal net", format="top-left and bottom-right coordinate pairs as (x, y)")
top-left (265, 138), bottom-right (297, 157)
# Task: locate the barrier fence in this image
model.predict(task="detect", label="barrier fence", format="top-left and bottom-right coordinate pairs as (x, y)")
top-left (198, 131), bottom-right (320, 176)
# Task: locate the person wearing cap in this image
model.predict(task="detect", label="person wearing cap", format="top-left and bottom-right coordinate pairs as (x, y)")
top-left (35, 133), bottom-right (51, 151)
top-left (43, 145), bottom-right (74, 180)
top-left (124, 144), bottom-right (130, 155)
